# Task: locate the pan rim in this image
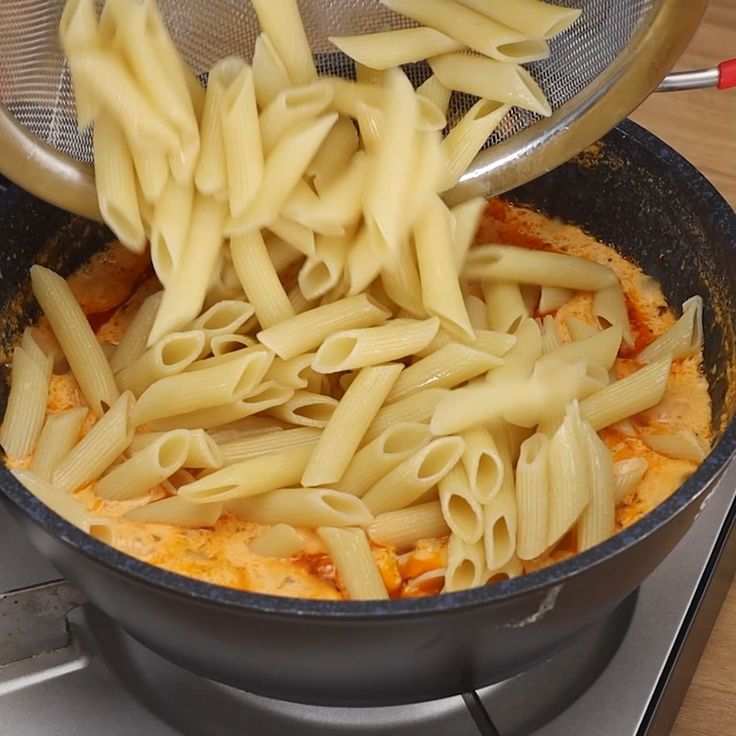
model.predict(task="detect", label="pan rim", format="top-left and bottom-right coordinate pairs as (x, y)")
top-left (2, 119), bottom-right (735, 619)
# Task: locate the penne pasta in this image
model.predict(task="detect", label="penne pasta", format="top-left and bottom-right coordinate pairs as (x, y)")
top-left (640, 428), bottom-right (708, 463)
top-left (438, 463), bottom-right (484, 544)
top-left (439, 100), bottom-right (510, 192)
top-left (307, 116), bottom-right (360, 192)
top-left (539, 286), bottom-right (574, 315)
top-left (565, 315), bottom-right (600, 342)
top-left (249, 524), bottom-right (305, 558)
top-left (252, 32), bottom-right (292, 109)
top-left (580, 358), bottom-right (672, 431)
top-left (12, 469), bottom-right (92, 531)
top-left (130, 429), bottom-right (223, 469)
top-left (415, 195), bottom-right (474, 341)
top-left (593, 284), bottom-right (634, 348)
top-left (539, 324), bottom-right (623, 371)
top-left (298, 231), bottom-right (350, 302)
top-left (96, 430), bottom-right (190, 500)
top-left (30, 407), bottom-right (88, 481)
top-left (125, 496), bottom-right (223, 527)
top-left (637, 296), bottom-right (703, 364)
top-left (383, 0), bottom-right (550, 64)
top-left (466, 245), bottom-right (617, 291)
top-left (109, 291), bottom-right (163, 374)
top-left (219, 427), bottom-right (321, 464)
top-left (31, 265), bottom-right (119, 417)
top-left (386, 343), bottom-right (502, 404)
top-left (178, 441), bottom-right (318, 503)
top-left (192, 300), bottom-right (255, 346)
top-left (302, 364), bottom-right (402, 487)
top-left (195, 59), bottom-right (231, 197)
top-left (614, 457), bottom-right (649, 503)
top-left (364, 388), bottom-right (448, 444)
top-left (485, 317), bottom-right (542, 386)
top-left (318, 526), bottom-right (388, 600)
top-left (577, 421), bottom-right (615, 551)
top-left (482, 281), bottom-right (531, 335)
top-left (230, 230), bottom-right (295, 330)
top-left (368, 501), bottom-right (449, 550)
top-left (460, 427), bottom-right (504, 504)
top-left (417, 74), bottom-right (452, 117)
top-left (445, 535), bottom-right (486, 592)
top-left (540, 314), bottom-right (563, 353)
top-left (380, 236), bottom-right (425, 316)
top-left (361, 436), bottom-right (465, 515)
top-left (150, 180), bottom-right (194, 287)
top-left (515, 433), bottom-right (550, 560)
top-left (312, 317), bottom-right (439, 373)
top-left (454, 0), bottom-right (582, 39)
top-left (229, 488), bottom-right (373, 528)
top-left (329, 27), bottom-right (464, 70)
top-left (266, 390), bottom-right (338, 428)
top-left (52, 391), bottom-right (134, 493)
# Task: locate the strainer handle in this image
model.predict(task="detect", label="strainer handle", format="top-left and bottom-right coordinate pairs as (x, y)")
top-left (656, 59), bottom-right (736, 92)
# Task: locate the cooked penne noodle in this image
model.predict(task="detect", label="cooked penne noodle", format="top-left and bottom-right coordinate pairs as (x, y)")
top-left (614, 457), bottom-right (649, 503)
top-left (386, 343), bottom-right (502, 404)
top-left (380, 236), bottom-right (425, 316)
top-left (338, 422), bottom-right (433, 496)
top-left (220, 61), bottom-right (263, 217)
top-left (439, 100), bottom-right (510, 192)
top-left (417, 74), bottom-right (452, 117)
top-left (467, 245), bottom-right (617, 291)
top-left (260, 81), bottom-right (334, 154)
top-left (318, 526), bottom-right (388, 600)
top-left (454, 0), bottom-right (582, 39)
top-left (258, 288), bottom-right (387, 360)
top-left (430, 53), bottom-right (550, 116)
top-left (641, 429), bottom-right (708, 462)
top-left (485, 554), bottom-right (524, 583)
top-left (268, 216), bottom-right (316, 257)
top-left (417, 327), bottom-right (516, 358)
top-left (368, 501), bottom-right (449, 550)
top-left (539, 286), bottom-right (574, 315)
top-left (363, 68), bottom-right (418, 255)
top-left (130, 142), bottom-right (167, 206)
top-left (31, 265), bottom-right (119, 417)
top-left (52, 391), bottom-right (134, 493)
top-left (178, 441), bottom-right (318, 503)
top-left (230, 230), bottom-right (295, 330)
top-left (131, 353), bottom-right (263, 426)
top-left (482, 281), bottom-right (531, 335)
top-left (96, 429), bottom-right (190, 500)
top-left (485, 317), bottom-right (542, 386)
top-left (323, 78), bottom-right (383, 120)
top-left (515, 433), bottom-right (550, 560)
top-left (593, 284), bottom-right (634, 348)
top-left (109, 291), bottom-right (163, 374)
top-left (450, 197), bottom-right (485, 272)
top-left (266, 235), bottom-right (304, 276)
top-left (580, 358), bottom-right (672, 431)
top-left (637, 296), bottom-right (703, 363)
top-left (298, 232), bottom-right (350, 301)
top-left (252, 32), bottom-right (292, 109)
top-left (329, 27), bottom-right (463, 70)
top-left (302, 364), bottom-right (402, 487)
top-left (266, 390), bottom-right (338, 428)
top-left (150, 180), bottom-right (194, 287)
top-left (249, 524), bottom-right (305, 558)
top-left (92, 114), bottom-right (145, 252)
top-left (130, 428), bottom-right (223, 469)
top-left (148, 195), bottom-right (228, 345)
top-left (438, 464), bottom-right (483, 544)
top-left (264, 354), bottom-right (313, 390)
top-left (116, 330), bottom-right (205, 396)
top-left (150, 382), bottom-right (294, 431)
top-left (219, 427), bottom-right (321, 463)
top-left (185, 346), bottom-right (273, 385)
top-left (383, 0), bottom-right (550, 63)
top-left (0, 345), bottom-right (53, 460)
top-left (539, 324), bottom-right (622, 371)
top-left (228, 113), bottom-right (338, 232)
top-left (415, 195), bottom-right (474, 341)
top-left (547, 402), bottom-right (590, 547)
top-left (364, 388), bottom-right (448, 444)
top-left (229, 488), bottom-right (373, 528)
top-left (192, 300), bottom-right (255, 345)
top-left (29, 407), bottom-right (88, 481)
top-left (361, 436), bottom-right (465, 515)
top-left (460, 427), bottom-right (504, 504)
top-left (125, 496), bottom-right (223, 527)
top-left (540, 314), bottom-right (563, 353)
top-left (312, 317), bottom-right (439, 373)
top-left (445, 535), bottom-right (486, 592)
top-left (206, 417), bottom-right (285, 443)
top-left (307, 116), bottom-right (360, 192)
top-left (565, 315), bottom-right (600, 342)
top-left (250, 0), bottom-right (317, 86)
top-left (12, 469), bottom-right (91, 531)
top-left (577, 421), bottom-right (615, 551)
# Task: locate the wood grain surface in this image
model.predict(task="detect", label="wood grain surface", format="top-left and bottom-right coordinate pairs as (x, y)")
top-left (629, 0), bottom-right (736, 732)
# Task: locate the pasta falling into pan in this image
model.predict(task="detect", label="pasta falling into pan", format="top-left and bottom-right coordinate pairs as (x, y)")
top-left (0, 0), bottom-right (712, 601)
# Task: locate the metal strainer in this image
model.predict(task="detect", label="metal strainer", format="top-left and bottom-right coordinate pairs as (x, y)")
top-left (0, 0), bottom-right (707, 220)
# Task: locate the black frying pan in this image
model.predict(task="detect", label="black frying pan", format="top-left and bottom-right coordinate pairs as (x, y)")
top-left (1, 120), bottom-right (735, 707)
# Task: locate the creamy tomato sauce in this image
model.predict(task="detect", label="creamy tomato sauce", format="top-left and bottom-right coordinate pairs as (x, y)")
top-left (14, 199), bottom-right (713, 599)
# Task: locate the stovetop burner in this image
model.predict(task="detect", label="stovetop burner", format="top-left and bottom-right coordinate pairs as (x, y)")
top-left (2, 459), bottom-right (736, 736)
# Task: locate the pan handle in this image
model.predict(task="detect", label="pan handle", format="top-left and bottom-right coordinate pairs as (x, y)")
top-left (656, 58), bottom-right (736, 91)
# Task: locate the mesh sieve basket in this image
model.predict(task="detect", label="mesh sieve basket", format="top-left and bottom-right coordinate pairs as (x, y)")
top-left (0, 0), bottom-right (707, 219)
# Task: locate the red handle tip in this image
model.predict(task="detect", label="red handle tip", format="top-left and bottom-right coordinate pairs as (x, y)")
top-left (717, 59), bottom-right (736, 90)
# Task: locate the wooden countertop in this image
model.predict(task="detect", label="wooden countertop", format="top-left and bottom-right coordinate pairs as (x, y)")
top-left (629, 1), bottom-right (736, 732)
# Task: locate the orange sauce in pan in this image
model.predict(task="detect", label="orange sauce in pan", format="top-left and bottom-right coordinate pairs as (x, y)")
top-left (13, 200), bottom-right (713, 599)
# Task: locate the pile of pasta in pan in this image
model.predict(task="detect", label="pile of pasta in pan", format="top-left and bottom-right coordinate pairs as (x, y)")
top-left (0, 0), bottom-right (712, 600)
